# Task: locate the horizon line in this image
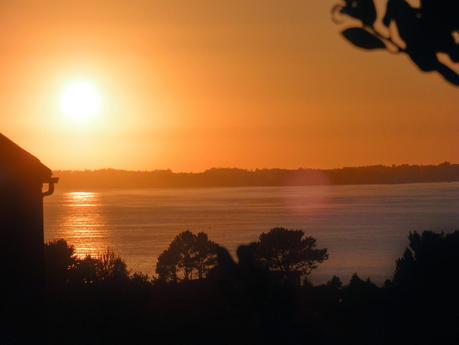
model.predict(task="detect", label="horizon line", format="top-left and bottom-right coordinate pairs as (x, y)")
top-left (52, 161), bottom-right (456, 174)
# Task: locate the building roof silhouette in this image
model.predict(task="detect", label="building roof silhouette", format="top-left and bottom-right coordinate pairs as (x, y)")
top-left (0, 133), bottom-right (53, 183)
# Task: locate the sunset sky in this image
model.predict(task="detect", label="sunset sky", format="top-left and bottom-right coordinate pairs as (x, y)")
top-left (1, 0), bottom-right (458, 171)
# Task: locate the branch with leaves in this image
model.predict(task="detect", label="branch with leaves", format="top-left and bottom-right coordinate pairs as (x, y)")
top-left (333, 0), bottom-right (459, 86)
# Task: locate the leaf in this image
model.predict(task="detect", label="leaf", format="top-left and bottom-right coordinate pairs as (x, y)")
top-left (341, 27), bottom-right (386, 50)
top-left (341, 0), bottom-right (377, 27)
top-left (360, 0), bottom-right (377, 26)
top-left (435, 62), bottom-right (459, 87)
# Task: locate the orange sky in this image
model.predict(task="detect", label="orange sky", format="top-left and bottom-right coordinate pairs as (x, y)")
top-left (1, 0), bottom-right (458, 171)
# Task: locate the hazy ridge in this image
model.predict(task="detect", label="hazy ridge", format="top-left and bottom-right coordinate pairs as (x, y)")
top-left (53, 162), bottom-right (459, 190)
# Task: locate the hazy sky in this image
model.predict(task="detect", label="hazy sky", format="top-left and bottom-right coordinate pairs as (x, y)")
top-left (1, 0), bottom-right (458, 171)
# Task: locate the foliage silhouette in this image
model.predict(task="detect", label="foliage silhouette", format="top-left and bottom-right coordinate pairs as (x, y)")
top-left (209, 243), bottom-right (299, 344)
top-left (255, 227), bottom-right (328, 282)
top-left (387, 231), bottom-right (459, 345)
top-left (156, 230), bottom-right (220, 282)
top-left (98, 249), bottom-right (129, 282)
top-left (44, 241), bottom-right (129, 287)
top-left (394, 230), bottom-right (459, 288)
top-left (341, 27), bottom-right (386, 49)
top-left (44, 239), bottom-right (77, 289)
top-left (38, 229), bottom-right (459, 345)
top-left (326, 275), bottom-right (343, 289)
top-left (333, 0), bottom-right (459, 86)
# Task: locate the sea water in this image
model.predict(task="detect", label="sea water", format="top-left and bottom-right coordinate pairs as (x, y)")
top-left (44, 182), bottom-right (459, 283)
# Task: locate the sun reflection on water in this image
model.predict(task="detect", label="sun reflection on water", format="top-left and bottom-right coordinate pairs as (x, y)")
top-left (61, 192), bottom-right (108, 258)
top-left (68, 192), bottom-right (98, 207)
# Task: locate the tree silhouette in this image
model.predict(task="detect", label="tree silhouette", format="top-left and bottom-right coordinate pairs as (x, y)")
top-left (40, 230), bottom-right (459, 345)
top-left (45, 239), bottom-right (130, 286)
top-left (389, 231), bottom-right (459, 345)
top-left (97, 248), bottom-right (129, 281)
top-left (155, 231), bottom-right (220, 282)
top-left (194, 232), bottom-right (220, 279)
top-left (44, 239), bottom-right (77, 288)
top-left (74, 255), bottom-right (100, 284)
top-left (333, 0), bottom-right (459, 86)
top-left (393, 230), bottom-right (459, 288)
top-left (255, 228), bottom-right (328, 281)
top-left (155, 244), bottom-right (179, 282)
top-left (326, 275), bottom-right (343, 290)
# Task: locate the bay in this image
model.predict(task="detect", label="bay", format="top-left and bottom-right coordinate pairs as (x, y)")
top-left (44, 182), bottom-right (459, 283)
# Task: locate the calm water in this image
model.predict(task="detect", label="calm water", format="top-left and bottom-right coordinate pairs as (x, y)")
top-left (44, 183), bottom-right (459, 283)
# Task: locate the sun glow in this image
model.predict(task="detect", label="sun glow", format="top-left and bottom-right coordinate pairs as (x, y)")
top-left (59, 80), bottom-right (102, 122)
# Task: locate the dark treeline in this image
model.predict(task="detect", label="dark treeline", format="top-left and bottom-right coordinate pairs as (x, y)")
top-left (43, 228), bottom-right (459, 345)
top-left (55, 162), bottom-right (459, 189)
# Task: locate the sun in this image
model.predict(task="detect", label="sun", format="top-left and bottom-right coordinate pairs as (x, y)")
top-left (59, 80), bottom-right (102, 122)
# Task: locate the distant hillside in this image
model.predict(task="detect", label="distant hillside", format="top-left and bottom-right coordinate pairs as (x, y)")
top-left (53, 162), bottom-right (459, 190)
